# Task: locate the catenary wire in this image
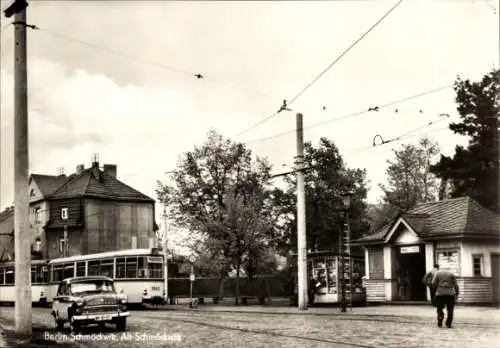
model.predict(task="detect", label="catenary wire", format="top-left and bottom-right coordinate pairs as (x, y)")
top-left (270, 121), bottom-right (451, 178)
top-left (244, 84), bottom-right (453, 145)
top-left (286, 0), bottom-right (405, 107)
top-left (24, 26), bottom-right (277, 100)
top-left (235, 0), bottom-right (405, 138)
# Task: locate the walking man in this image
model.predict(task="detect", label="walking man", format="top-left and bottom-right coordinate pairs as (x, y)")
top-left (432, 266), bottom-right (460, 328)
top-left (423, 264), bottom-right (439, 306)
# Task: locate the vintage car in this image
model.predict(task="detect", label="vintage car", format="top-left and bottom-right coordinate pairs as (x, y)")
top-left (51, 276), bottom-right (129, 332)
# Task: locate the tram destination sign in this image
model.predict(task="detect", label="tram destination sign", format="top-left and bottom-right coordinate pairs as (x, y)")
top-left (400, 246), bottom-right (420, 254)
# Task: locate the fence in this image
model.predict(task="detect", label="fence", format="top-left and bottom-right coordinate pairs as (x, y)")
top-left (167, 274), bottom-right (295, 300)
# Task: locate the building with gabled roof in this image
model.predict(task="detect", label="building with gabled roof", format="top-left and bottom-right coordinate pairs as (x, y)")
top-left (352, 196), bottom-right (500, 305)
top-left (2, 158), bottom-right (158, 262)
top-left (44, 159), bottom-right (158, 260)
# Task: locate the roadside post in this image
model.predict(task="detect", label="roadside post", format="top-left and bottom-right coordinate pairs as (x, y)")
top-left (189, 255), bottom-right (197, 308)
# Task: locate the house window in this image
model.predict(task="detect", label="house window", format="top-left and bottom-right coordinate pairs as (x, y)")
top-left (61, 208), bottom-right (68, 220)
top-left (472, 255), bottom-right (483, 277)
top-left (34, 207), bottom-right (41, 223)
top-left (34, 238), bottom-right (42, 252)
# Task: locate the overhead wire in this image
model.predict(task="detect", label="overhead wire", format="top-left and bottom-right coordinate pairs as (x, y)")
top-left (244, 84), bottom-right (453, 145)
top-left (286, 0), bottom-right (405, 107)
top-left (270, 115), bottom-right (452, 178)
top-left (27, 26), bottom-right (277, 100)
top-left (235, 0), bottom-right (405, 138)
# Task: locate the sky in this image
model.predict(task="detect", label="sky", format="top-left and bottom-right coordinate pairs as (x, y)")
top-left (0, 0), bottom-right (498, 253)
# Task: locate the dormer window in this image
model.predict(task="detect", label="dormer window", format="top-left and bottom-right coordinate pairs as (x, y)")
top-left (30, 189), bottom-right (35, 197)
top-left (61, 208), bottom-right (68, 220)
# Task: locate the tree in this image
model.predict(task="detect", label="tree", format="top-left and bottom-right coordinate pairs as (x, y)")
top-left (430, 69), bottom-right (499, 212)
top-left (155, 129), bottom-right (280, 304)
top-left (379, 137), bottom-right (441, 214)
top-left (275, 138), bottom-right (371, 255)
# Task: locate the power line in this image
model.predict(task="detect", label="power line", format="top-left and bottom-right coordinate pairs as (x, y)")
top-left (244, 84), bottom-right (453, 145)
top-left (270, 119), bottom-right (451, 178)
top-left (27, 26), bottom-right (277, 100)
top-left (371, 113), bottom-right (451, 146)
top-left (286, 0), bottom-right (405, 107)
top-left (235, 0), bottom-right (405, 138)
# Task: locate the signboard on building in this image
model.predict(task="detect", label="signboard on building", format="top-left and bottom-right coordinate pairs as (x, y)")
top-left (400, 245), bottom-right (420, 254)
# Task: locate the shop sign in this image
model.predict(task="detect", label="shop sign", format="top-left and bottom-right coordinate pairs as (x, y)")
top-left (400, 245), bottom-right (420, 254)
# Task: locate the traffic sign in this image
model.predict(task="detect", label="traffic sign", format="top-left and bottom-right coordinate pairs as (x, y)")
top-left (190, 273), bottom-right (195, 282)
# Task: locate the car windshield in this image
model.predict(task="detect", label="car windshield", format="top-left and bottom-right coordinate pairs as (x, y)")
top-left (70, 280), bottom-right (115, 295)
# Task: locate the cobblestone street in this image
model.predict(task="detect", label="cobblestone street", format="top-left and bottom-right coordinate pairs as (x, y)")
top-left (0, 305), bottom-right (499, 347)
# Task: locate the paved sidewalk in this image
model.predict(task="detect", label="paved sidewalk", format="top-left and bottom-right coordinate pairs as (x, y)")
top-left (0, 320), bottom-right (78, 347)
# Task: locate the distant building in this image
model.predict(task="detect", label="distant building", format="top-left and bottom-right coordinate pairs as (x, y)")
top-left (0, 207), bottom-right (14, 261)
top-left (353, 197), bottom-right (500, 305)
top-left (1, 158), bottom-right (158, 261)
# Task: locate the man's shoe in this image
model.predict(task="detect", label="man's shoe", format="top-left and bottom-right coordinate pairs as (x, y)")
top-left (446, 323), bottom-right (452, 328)
top-left (438, 321), bottom-right (443, 327)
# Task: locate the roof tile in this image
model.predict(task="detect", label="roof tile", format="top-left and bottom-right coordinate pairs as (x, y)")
top-left (31, 174), bottom-right (69, 197)
top-left (49, 166), bottom-right (154, 202)
top-left (354, 197), bottom-right (500, 244)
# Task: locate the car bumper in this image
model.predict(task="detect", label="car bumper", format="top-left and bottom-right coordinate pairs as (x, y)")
top-left (72, 311), bottom-right (130, 322)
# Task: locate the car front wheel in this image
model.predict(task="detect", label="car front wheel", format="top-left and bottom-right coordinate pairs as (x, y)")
top-left (54, 313), bottom-right (64, 330)
top-left (116, 318), bottom-right (126, 331)
top-left (69, 315), bottom-right (80, 333)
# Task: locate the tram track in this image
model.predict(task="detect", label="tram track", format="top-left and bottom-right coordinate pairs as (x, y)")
top-left (133, 307), bottom-right (499, 329)
top-left (140, 311), bottom-right (499, 348)
top-left (142, 312), bottom-right (377, 348)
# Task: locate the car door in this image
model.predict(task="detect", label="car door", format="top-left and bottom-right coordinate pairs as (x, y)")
top-left (52, 283), bottom-right (64, 320)
top-left (55, 282), bottom-right (71, 321)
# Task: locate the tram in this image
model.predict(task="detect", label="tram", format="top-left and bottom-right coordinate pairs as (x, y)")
top-left (0, 248), bottom-right (166, 306)
top-left (0, 259), bottom-right (50, 305)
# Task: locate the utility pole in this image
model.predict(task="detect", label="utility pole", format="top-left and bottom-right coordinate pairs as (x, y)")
top-left (295, 113), bottom-right (308, 311)
top-left (340, 218), bottom-right (347, 312)
top-left (162, 205), bottom-right (168, 305)
top-left (4, 0), bottom-right (32, 335)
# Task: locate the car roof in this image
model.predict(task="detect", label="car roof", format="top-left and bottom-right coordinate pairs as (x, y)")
top-left (63, 276), bottom-right (114, 283)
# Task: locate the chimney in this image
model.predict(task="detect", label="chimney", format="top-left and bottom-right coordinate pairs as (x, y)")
top-left (103, 164), bottom-right (117, 178)
top-left (76, 164), bottom-right (85, 175)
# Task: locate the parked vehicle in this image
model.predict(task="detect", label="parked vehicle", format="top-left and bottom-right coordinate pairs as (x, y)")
top-left (0, 248), bottom-right (167, 307)
top-left (51, 276), bottom-right (129, 332)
